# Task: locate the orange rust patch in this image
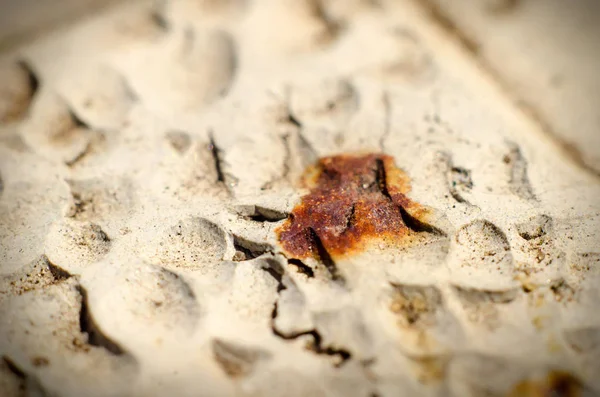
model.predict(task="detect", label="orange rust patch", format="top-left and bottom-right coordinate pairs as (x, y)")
top-left (276, 153), bottom-right (437, 260)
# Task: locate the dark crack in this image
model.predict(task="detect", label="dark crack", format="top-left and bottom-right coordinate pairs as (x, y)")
top-left (375, 158), bottom-right (391, 199)
top-left (77, 286), bottom-right (126, 355)
top-left (270, 310), bottom-right (351, 368)
top-left (247, 206), bottom-right (289, 222)
top-left (376, 158), bottom-right (445, 236)
top-left (208, 131), bottom-right (226, 184)
top-left (308, 227), bottom-right (344, 283)
top-left (287, 258), bottom-right (315, 278)
top-left (233, 235), bottom-right (274, 261)
top-left (1, 356), bottom-right (47, 397)
top-left (259, 258), bottom-right (287, 293)
top-left (344, 203), bottom-right (356, 231)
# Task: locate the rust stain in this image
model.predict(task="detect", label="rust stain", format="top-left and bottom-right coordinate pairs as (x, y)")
top-left (276, 153), bottom-right (439, 261)
top-left (507, 370), bottom-right (582, 397)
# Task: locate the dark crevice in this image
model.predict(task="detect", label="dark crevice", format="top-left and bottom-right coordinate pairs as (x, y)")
top-left (2, 356), bottom-right (49, 397)
top-left (398, 205), bottom-right (445, 236)
top-left (375, 158), bottom-right (391, 200)
top-left (68, 108), bottom-right (90, 129)
top-left (65, 141), bottom-right (93, 167)
top-left (448, 166), bottom-right (473, 204)
top-left (233, 235), bottom-right (273, 261)
top-left (270, 314), bottom-right (351, 367)
top-left (77, 286), bottom-right (126, 355)
top-left (44, 256), bottom-right (72, 281)
top-left (247, 206), bottom-right (289, 222)
top-left (259, 258), bottom-right (286, 293)
top-left (149, 7), bottom-right (170, 31)
top-left (308, 227), bottom-right (344, 283)
top-left (18, 60), bottom-right (39, 101)
top-left (344, 203), bottom-right (356, 231)
top-left (2, 356), bottom-right (25, 379)
top-left (376, 158), bottom-right (445, 236)
top-left (286, 113), bottom-right (302, 128)
top-left (287, 258), bottom-right (315, 278)
top-left (208, 131), bottom-right (226, 183)
top-left (449, 189), bottom-right (466, 204)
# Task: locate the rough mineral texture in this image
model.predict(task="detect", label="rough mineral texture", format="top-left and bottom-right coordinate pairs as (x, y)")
top-left (0, 1), bottom-right (599, 396)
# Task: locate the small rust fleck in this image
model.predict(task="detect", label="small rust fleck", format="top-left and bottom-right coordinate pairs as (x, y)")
top-left (507, 370), bottom-right (583, 397)
top-left (31, 356), bottom-right (49, 367)
top-left (277, 153), bottom-right (434, 260)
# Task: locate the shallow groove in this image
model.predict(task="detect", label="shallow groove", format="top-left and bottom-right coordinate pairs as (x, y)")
top-left (448, 166), bottom-right (473, 204)
top-left (1, 356), bottom-right (25, 379)
top-left (505, 142), bottom-right (536, 200)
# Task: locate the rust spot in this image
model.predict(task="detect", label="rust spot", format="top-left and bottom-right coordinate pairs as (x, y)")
top-left (276, 153), bottom-right (440, 261)
top-left (507, 371), bottom-right (583, 397)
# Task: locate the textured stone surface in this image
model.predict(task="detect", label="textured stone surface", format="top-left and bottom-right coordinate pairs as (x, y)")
top-left (0, 0), bottom-right (599, 396)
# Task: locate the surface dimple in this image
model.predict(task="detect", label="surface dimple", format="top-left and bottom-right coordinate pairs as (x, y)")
top-left (289, 79), bottom-right (359, 125)
top-left (20, 92), bottom-right (96, 166)
top-left (515, 214), bottom-right (553, 241)
top-left (0, 255), bottom-right (71, 297)
top-left (57, 65), bottom-right (135, 131)
top-left (165, 130), bottom-right (192, 154)
top-left (141, 217), bottom-right (227, 271)
top-left (388, 283), bottom-right (463, 356)
top-left (448, 219), bottom-right (515, 289)
top-left (453, 285), bottom-right (519, 330)
top-left (0, 61), bottom-right (38, 124)
top-left (212, 338), bottom-right (272, 378)
top-left (44, 220), bottom-right (111, 274)
top-left (81, 261), bottom-right (201, 350)
top-left (65, 177), bottom-right (136, 224)
top-left (1, 0), bottom-right (599, 395)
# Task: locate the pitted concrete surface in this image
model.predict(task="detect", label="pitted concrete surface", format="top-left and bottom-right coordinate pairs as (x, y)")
top-left (1, 1), bottom-right (599, 396)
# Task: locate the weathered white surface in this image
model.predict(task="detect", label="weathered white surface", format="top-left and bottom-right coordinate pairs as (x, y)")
top-left (426, 0), bottom-right (600, 175)
top-left (0, 0), bottom-right (599, 396)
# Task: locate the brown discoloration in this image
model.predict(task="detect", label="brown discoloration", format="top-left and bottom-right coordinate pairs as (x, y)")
top-left (276, 153), bottom-right (436, 260)
top-left (507, 371), bottom-right (583, 397)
